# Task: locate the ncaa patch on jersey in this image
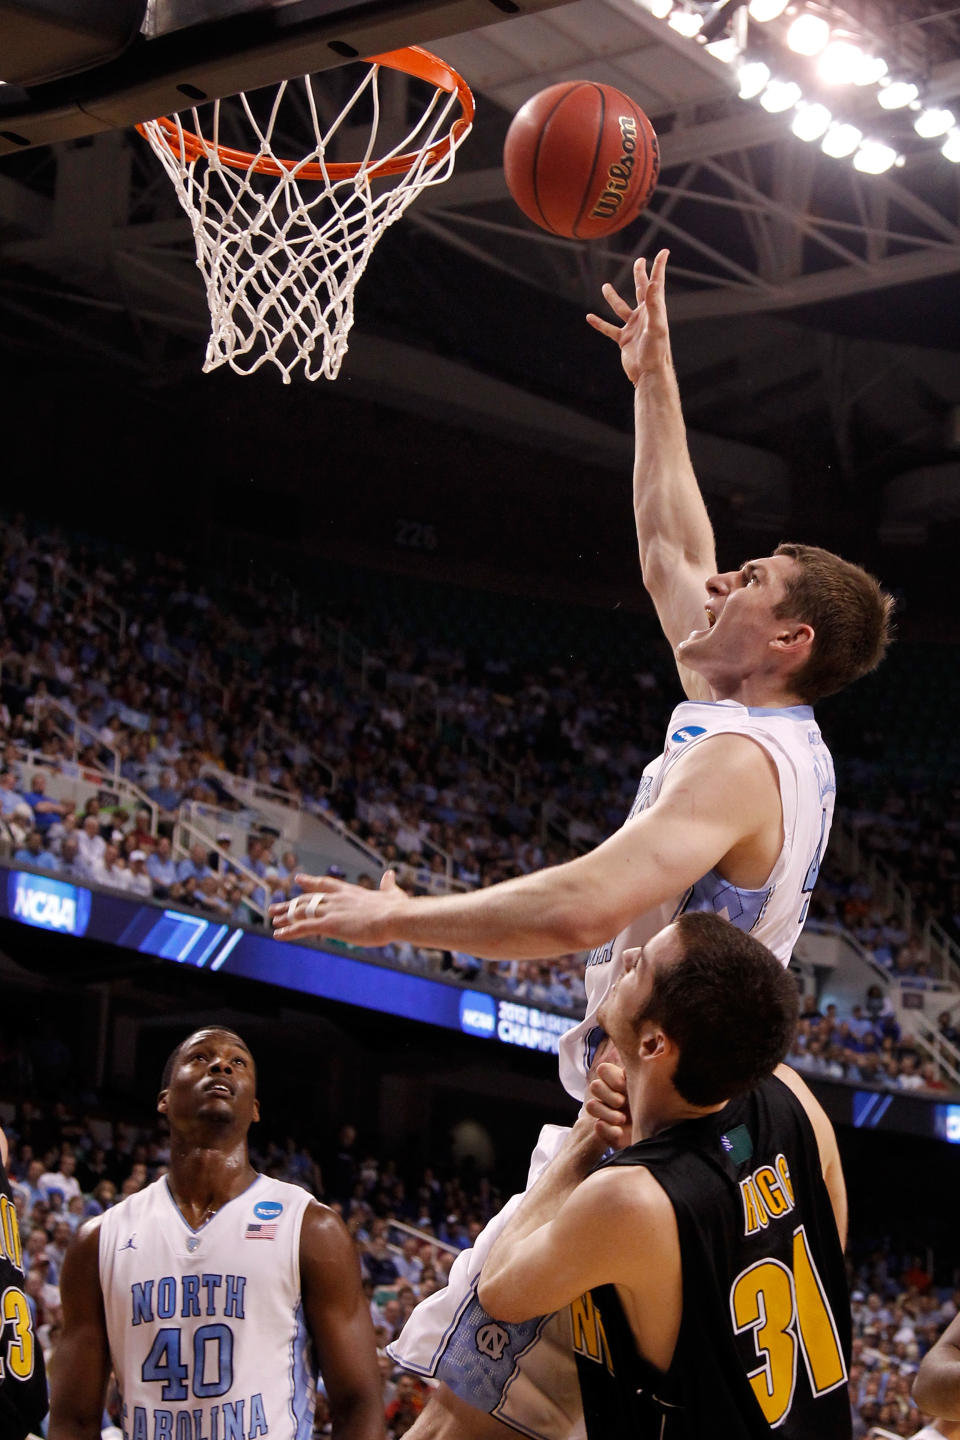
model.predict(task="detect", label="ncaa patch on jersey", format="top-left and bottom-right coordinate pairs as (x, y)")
top-left (246, 1222), bottom-right (278, 1240)
top-left (670, 725), bottom-right (706, 743)
top-left (254, 1200), bottom-right (284, 1220)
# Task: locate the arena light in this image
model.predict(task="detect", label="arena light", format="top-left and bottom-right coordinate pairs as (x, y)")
top-left (821, 121), bottom-right (862, 157)
top-left (668, 6), bottom-right (704, 35)
top-left (787, 14), bottom-right (830, 56)
top-left (791, 101), bottom-right (832, 141)
top-left (914, 107), bottom-right (955, 139)
top-left (760, 78), bottom-right (801, 113)
top-left (853, 140), bottom-right (898, 174)
top-left (817, 40), bottom-right (870, 86)
top-left (942, 129), bottom-right (960, 163)
top-left (747, 0), bottom-right (788, 20)
top-left (877, 79), bottom-right (919, 110)
top-left (637, 0), bottom-right (674, 17)
top-left (704, 35), bottom-right (740, 62)
top-left (852, 53), bottom-right (887, 86)
top-left (737, 60), bottom-right (770, 99)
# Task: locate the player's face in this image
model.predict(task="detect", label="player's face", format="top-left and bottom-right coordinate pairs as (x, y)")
top-left (160, 1029), bottom-right (259, 1133)
top-left (597, 926), bottom-right (682, 1058)
top-left (676, 554), bottom-right (802, 686)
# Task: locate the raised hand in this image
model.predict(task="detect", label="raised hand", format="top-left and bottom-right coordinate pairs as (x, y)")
top-left (269, 867), bottom-right (410, 947)
top-left (586, 248), bottom-right (670, 387)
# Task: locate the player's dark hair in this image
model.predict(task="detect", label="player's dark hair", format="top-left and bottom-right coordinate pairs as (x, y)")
top-left (773, 542), bottom-right (894, 702)
top-left (159, 1028), bottom-right (250, 1093)
top-left (632, 912), bottom-right (799, 1106)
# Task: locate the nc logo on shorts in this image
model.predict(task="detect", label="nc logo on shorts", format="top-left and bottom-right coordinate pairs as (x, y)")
top-left (475, 1323), bottom-right (510, 1361)
top-left (254, 1200), bottom-right (283, 1220)
top-left (460, 991), bottom-right (496, 1039)
top-left (671, 725), bottom-right (706, 743)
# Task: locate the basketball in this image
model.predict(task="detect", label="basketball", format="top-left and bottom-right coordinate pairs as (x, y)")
top-left (503, 82), bottom-right (659, 240)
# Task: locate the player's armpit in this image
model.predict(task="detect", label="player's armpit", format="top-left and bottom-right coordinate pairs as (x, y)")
top-left (48, 1220), bottom-right (111, 1440)
top-left (479, 1167), bottom-right (675, 1324)
top-left (299, 1202), bottom-right (386, 1440)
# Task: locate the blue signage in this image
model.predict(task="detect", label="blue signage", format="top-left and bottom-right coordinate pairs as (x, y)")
top-left (253, 1201), bottom-right (284, 1220)
top-left (8, 870), bottom-right (91, 936)
top-left (459, 990), bottom-right (497, 1038)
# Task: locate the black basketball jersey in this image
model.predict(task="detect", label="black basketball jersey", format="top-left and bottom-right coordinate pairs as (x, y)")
top-left (574, 1073), bottom-right (851, 1440)
top-left (0, 1154), bottom-right (48, 1440)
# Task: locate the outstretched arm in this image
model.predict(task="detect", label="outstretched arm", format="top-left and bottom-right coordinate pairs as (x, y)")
top-left (300, 1203), bottom-right (386, 1440)
top-left (587, 250), bottom-right (717, 699)
top-left (48, 1220), bottom-right (111, 1440)
top-left (913, 1313), bottom-right (960, 1420)
top-left (271, 730), bottom-right (781, 955)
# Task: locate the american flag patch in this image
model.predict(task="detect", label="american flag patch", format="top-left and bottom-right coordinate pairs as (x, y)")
top-left (245, 1223), bottom-right (278, 1240)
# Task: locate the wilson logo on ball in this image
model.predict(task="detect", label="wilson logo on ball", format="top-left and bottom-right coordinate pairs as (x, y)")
top-left (590, 115), bottom-right (639, 221)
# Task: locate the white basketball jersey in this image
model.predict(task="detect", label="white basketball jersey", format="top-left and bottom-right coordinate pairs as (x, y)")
top-left (99, 1175), bottom-right (315, 1440)
top-left (558, 698), bottom-right (836, 1101)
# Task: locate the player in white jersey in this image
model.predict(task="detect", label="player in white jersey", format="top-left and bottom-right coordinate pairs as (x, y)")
top-left (270, 252), bottom-right (893, 1440)
top-left (49, 1027), bottom-right (384, 1440)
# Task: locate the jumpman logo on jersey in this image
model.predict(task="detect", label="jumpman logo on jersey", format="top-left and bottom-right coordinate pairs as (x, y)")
top-left (118, 1233), bottom-right (137, 1251)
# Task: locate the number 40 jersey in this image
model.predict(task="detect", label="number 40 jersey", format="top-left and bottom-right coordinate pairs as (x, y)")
top-left (99, 1175), bottom-right (316, 1440)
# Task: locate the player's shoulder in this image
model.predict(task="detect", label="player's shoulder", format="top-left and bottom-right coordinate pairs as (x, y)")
top-left (578, 1159), bottom-right (674, 1226)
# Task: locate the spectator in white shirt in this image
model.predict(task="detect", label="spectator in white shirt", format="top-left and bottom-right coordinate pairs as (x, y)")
top-left (76, 814), bottom-right (106, 875)
top-left (126, 851), bottom-right (153, 898)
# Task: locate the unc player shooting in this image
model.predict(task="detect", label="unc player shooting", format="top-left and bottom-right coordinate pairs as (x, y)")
top-left (49, 1028), bottom-right (385, 1440)
top-left (270, 251), bottom-right (893, 1440)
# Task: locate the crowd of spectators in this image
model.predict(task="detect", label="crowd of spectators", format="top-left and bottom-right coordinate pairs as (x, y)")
top-left (848, 1250), bottom-right (960, 1437)
top-left (787, 988), bottom-right (955, 1094)
top-left (1, 514), bottom-right (959, 1040)
top-left (6, 1083), bottom-right (959, 1440)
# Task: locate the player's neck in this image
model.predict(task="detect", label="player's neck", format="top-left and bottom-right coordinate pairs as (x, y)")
top-left (706, 675), bottom-right (806, 709)
top-left (167, 1133), bottom-right (257, 1226)
top-left (627, 1076), bottom-right (726, 1141)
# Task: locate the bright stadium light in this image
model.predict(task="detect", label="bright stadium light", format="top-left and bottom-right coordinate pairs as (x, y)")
top-left (853, 140), bottom-right (898, 174)
top-left (637, 0), bottom-right (673, 17)
top-left (942, 129), bottom-right (960, 163)
top-left (821, 121), bottom-right (863, 157)
top-left (738, 60), bottom-right (770, 99)
top-left (787, 14), bottom-right (830, 56)
top-left (877, 79), bottom-right (919, 109)
top-left (818, 40), bottom-right (869, 85)
top-left (668, 6), bottom-right (703, 35)
top-left (760, 79), bottom-right (802, 113)
top-left (705, 35), bottom-right (740, 62)
top-left (791, 101), bottom-right (832, 141)
top-left (914, 107), bottom-right (955, 138)
top-left (748, 0), bottom-right (789, 20)
top-left (852, 53), bottom-right (888, 86)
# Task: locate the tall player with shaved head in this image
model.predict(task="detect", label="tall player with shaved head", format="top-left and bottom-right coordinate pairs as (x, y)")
top-left (50, 1027), bottom-right (384, 1440)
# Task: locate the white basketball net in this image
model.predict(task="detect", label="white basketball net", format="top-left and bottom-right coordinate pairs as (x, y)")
top-left (139, 51), bottom-right (473, 383)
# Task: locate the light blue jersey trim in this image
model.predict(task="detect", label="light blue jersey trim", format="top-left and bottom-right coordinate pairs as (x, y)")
top-left (746, 704), bottom-right (814, 719)
top-left (289, 1300), bottom-right (316, 1440)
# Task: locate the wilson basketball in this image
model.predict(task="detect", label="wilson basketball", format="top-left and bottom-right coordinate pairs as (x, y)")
top-left (503, 82), bottom-right (659, 240)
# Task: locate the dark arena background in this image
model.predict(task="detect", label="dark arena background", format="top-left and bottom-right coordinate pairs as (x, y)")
top-left (2, 1), bottom-right (960, 1437)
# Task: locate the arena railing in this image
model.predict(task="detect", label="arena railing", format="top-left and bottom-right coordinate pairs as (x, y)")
top-left (15, 744), bottom-right (160, 839)
top-left (173, 807), bottom-right (270, 924)
top-left (831, 812), bottom-right (960, 990)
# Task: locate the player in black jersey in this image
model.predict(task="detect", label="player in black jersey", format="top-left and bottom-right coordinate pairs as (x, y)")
top-left (479, 911), bottom-right (851, 1440)
top-left (0, 1125), bottom-right (49, 1440)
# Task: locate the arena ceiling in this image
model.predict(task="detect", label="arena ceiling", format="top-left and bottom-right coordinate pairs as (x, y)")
top-left (1, 0), bottom-right (960, 560)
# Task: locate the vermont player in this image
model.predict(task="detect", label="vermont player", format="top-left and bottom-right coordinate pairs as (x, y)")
top-left (50, 1028), bottom-right (384, 1440)
top-left (0, 1125), bottom-right (48, 1440)
top-left (479, 914), bottom-right (851, 1440)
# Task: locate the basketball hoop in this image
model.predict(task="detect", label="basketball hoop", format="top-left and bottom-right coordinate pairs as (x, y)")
top-left (137, 47), bottom-right (474, 382)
